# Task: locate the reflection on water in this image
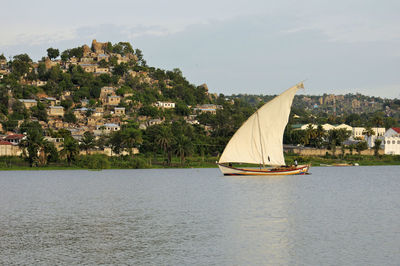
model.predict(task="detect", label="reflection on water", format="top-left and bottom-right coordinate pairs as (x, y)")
top-left (0, 167), bottom-right (399, 265)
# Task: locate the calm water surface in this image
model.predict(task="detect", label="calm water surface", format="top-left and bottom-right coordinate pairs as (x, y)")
top-left (0, 166), bottom-right (399, 265)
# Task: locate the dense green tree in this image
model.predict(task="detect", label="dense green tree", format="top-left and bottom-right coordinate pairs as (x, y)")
top-left (80, 131), bottom-right (96, 155)
top-left (363, 126), bottom-right (375, 138)
top-left (121, 127), bottom-right (143, 156)
top-left (11, 54), bottom-right (32, 77)
top-left (61, 136), bottom-right (79, 165)
top-left (355, 141), bottom-right (368, 155)
top-left (175, 102), bottom-right (190, 116)
top-left (326, 129), bottom-right (351, 156)
top-left (109, 130), bottom-right (124, 155)
top-left (138, 105), bottom-right (159, 117)
top-left (63, 111), bottom-right (77, 123)
top-left (154, 125), bottom-right (173, 165)
top-left (18, 122), bottom-right (44, 167)
top-left (31, 102), bottom-right (48, 122)
top-left (47, 48), bottom-right (60, 59)
top-left (374, 139), bottom-right (382, 156)
top-left (112, 63), bottom-right (129, 76)
top-left (173, 134), bottom-right (192, 165)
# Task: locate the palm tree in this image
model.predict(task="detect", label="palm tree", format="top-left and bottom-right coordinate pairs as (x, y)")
top-left (19, 127), bottom-right (44, 167)
top-left (373, 139), bottom-right (382, 156)
top-left (122, 128), bottom-right (143, 156)
top-left (327, 129), bottom-right (350, 156)
top-left (80, 131), bottom-right (95, 155)
top-left (61, 137), bottom-right (79, 165)
top-left (155, 125), bottom-right (173, 165)
top-left (109, 131), bottom-right (123, 155)
top-left (173, 134), bottom-right (192, 165)
top-left (327, 129), bottom-right (339, 156)
top-left (314, 125), bottom-right (326, 148)
top-left (372, 115), bottom-right (384, 127)
top-left (363, 126), bottom-right (375, 138)
top-left (356, 141), bottom-right (368, 155)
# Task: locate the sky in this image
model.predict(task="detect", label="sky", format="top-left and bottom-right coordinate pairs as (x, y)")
top-left (1, 0), bottom-right (400, 98)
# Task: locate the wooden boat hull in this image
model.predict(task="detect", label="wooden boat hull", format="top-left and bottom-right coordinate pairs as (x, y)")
top-left (218, 163), bottom-right (310, 176)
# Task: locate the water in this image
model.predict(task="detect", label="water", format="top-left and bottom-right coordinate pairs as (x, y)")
top-left (0, 166), bottom-right (399, 265)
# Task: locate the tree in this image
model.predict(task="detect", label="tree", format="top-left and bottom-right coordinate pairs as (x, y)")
top-left (18, 122), bottom-right (45, 167)
top-left (121, 128), bottom-right (143, 156)
top-left (173, 134), bottom-right (192, 165)
top-left (313, 124), bottom-right (326, 148)
top-left (355, 141), bottom-right (368, 155)
top-left (363, 126), bottom-right (375, 138)
top-left (155, 125), bottom-right (173, 165)
top-left (109, 131), bottom-right (123, 155)
top-left (112, 63), bottom-right (128, 76)
top-left (327, 129), bottom-right (351, 156)
top-left (64, 111), bottom-right (77, 124)
top-left (11, 54), bottom-right (32, 77)
top-left (135, 48), bottom-right (145, 66)
top-left (80, 131), bottom-right (96, 155)
top-left (43, 141), bottom-right (59, 163)
top-left (47, 48), bottom-right (60, 60)
top-left (373, 139), bottom-right (382, 156)
top-left (371, 115), bottom-right (384, 127)
top-left (175, 102), bottom-right (190, 116)
top-left (61, 136), bottom-right (79, 165)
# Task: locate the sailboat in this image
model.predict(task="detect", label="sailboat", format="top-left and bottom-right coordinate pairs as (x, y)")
top-left (218, 82), bottom-right (310, 176)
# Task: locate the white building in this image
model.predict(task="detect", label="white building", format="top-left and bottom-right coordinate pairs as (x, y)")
top-left (382, 128), bottom-right (400, 155)
top-left (372, 127), bottom-right (386, 137)
top-left (352, 127), bottom-right (365, 139)
top-left (335, 123), bottom-right (353, 132)
top-left (322, 123), bottom-right (336, 131)
top-left (94, 123), bottom-right (121, 135)
top-left (155, 101), bottom-right (175, 109)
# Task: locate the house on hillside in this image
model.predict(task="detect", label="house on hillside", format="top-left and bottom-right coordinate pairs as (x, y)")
top-left (114, 107), bottom-right (125, 116)
top-left (193, 104), bottom-right (222, 114)
top-left (102, 95), bottom-right (121, 106)
top-left (94, 123), bottom-right (120, 135)
top-left (4, 134), bottom-right (25, 145)
top-left (19, 99), bottom-right (37, 109)
top-left (0, 140), bottom-right (22, 156)
top-left (155, 101), bottom-right (175, 109)
top-left (100, 86), bottom-right (116, 98)
top-left (47, 106), bottom-right (64, 117)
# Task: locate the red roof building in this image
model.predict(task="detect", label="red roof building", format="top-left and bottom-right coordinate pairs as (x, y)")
top-left (392, 127), bottom-right (400, 134)
top-left (4, 134), bottom-right (25, 144)
top-left (0, 140), bottom-right (12, 145)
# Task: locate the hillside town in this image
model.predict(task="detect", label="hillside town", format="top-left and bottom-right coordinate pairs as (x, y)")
top-left (0, 40), bottom-right (400, 166)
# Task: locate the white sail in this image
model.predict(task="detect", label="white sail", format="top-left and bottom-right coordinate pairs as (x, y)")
top-left (219, 83), bottom-right (303, 165)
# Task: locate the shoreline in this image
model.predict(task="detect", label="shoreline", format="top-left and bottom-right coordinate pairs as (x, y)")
top-left (1, 154), bottom-right (400, 171)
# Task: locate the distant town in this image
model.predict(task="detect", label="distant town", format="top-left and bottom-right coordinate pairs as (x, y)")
top-left (0, 40), bottom-right (399, 168)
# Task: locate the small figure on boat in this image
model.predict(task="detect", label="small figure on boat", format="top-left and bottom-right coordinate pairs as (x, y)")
top-left (294, 160), bottom-right (298, 167)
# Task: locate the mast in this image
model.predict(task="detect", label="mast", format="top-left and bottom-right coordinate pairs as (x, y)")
top-left (256, 111), bottom-right (265, 167)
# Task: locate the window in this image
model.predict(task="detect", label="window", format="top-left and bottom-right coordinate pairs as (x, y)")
top-left (393, 141), bottom-right (396, 144)
top-left (397, 140), bottom-right (400, 144)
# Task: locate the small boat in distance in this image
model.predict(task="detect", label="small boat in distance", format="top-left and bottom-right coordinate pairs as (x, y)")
top-left (218, 82), bottom-right (310, 176)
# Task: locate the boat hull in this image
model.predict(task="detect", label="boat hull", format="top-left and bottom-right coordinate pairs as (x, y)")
top-left (218, 163), bottom-right (310, 176)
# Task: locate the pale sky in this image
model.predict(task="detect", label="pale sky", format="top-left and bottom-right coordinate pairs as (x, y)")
top-left (1, 0), bottom-right (400, 98)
